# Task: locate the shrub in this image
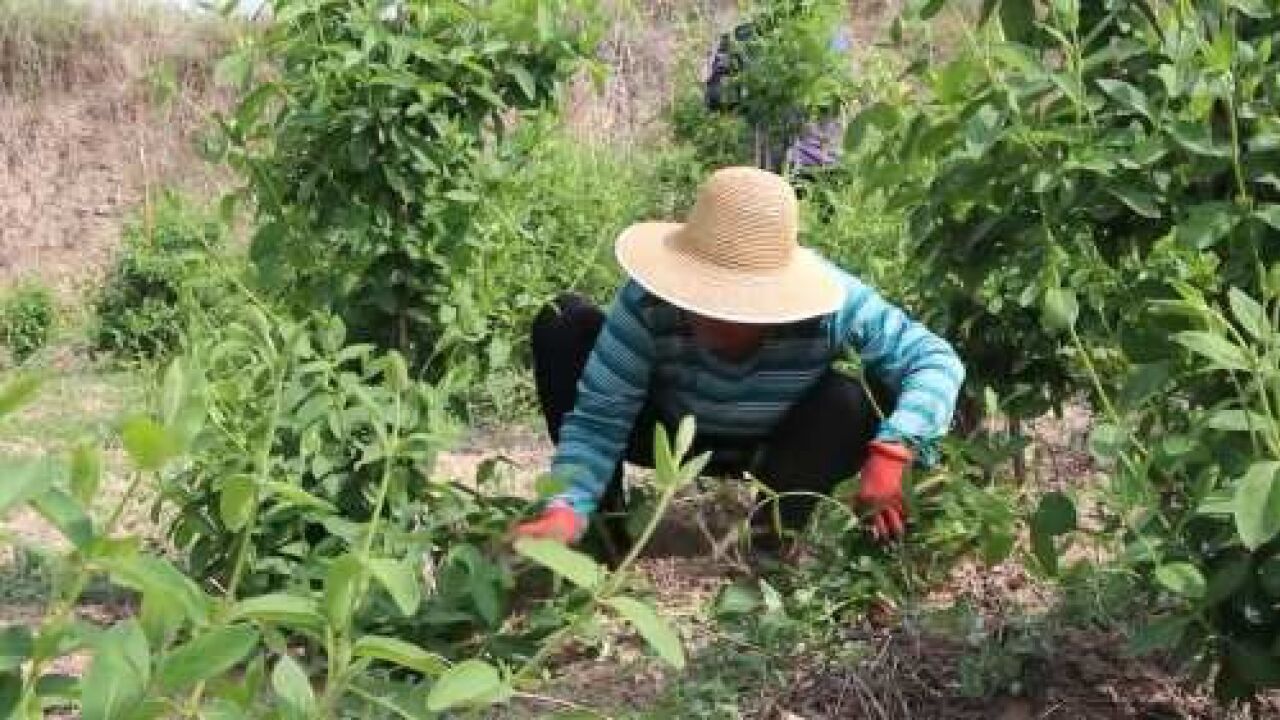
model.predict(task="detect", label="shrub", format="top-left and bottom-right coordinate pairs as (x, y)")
top-left (218, 0), bottom-right (601, 375)
top-left (854, 0), bottom-right (1280, 701)
top-left (0, 280), bottom-right (56, 364)
top-left (92, 191), bottom-right (228, 359)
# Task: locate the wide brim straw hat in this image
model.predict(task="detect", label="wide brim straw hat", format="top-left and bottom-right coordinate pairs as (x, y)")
top-left (615, 166), bottom-right (845, 324)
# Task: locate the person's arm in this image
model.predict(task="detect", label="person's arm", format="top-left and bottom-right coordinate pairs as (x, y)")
top-left (828, 267), bottom-right (964, 538)
top-left (831, 269), bottom-right (964, 457)
top-left (517, 283), bottom-right (655, 541)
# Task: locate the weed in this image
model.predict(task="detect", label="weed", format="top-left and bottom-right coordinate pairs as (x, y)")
top-left (0, 281), bottom-right (56, 365)
top-left (91, 191), bottom-right (229, 360)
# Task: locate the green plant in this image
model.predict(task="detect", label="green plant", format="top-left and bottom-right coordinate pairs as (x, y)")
top-left (674, 0), bottom-right (855, 174)
top-left (849, 0), bottom-right (1280, 702)
top-left (92, 191), bottom-right (229, 360)
top-left (0, 281), bottom-right (56, 364)
top-left (1048, 279), bottom-right (1280, 702)
top-left (853, 0), bottom-right (1280, 418)
top-left (216, 0), bottom-right (601, 377)
top-left (0, 334), bottom-right (704, 719)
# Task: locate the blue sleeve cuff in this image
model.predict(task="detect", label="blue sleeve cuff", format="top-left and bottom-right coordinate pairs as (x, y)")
top-left (874, 422), bottom-right (942, 468)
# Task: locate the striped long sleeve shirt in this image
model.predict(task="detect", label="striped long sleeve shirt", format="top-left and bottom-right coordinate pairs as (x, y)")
top-left (551, 264), bottom-right (965, 516)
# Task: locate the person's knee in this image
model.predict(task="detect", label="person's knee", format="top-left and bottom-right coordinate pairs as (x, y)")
top-left (532, 293), bottom-right (599, 348)
top-left (807, 371), bottom-right (878, 420)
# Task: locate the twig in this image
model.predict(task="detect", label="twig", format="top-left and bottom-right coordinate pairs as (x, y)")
top-left (514, 691), bottom-right (612, 718)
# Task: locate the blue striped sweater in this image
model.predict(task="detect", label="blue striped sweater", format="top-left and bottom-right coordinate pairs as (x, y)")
top-left (551, 264), bottom-right (965, 516)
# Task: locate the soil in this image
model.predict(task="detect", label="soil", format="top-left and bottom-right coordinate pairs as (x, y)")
top-left (0, 16), bottom-right (230, 301)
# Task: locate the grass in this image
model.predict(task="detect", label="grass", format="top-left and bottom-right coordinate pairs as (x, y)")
top-left (0, 367), bottom-right (143, 452)
top-left (0, 0), bottom-right (236, 93)
top-left (0, 358), bottom-right (146, 614)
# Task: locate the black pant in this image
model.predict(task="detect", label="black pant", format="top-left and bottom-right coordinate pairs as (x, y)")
top-left (531, 294), bottom-right (888, 556)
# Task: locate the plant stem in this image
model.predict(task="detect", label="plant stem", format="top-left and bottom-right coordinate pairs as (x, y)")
top-left (513, 451), bottom-right (700, 684)
top-left (514, 691), bottom-right (611, 718)
top-left (224, 362), bottom-right (288, 601)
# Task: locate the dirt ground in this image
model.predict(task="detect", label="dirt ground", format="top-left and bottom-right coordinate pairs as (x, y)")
top-left (0, 8), bottom-right (230, 301)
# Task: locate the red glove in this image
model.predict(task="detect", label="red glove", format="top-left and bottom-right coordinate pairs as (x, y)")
top-left (855, 441), bottom-right (912, 540)
top-left (512, 501), bottom-right (584, 544)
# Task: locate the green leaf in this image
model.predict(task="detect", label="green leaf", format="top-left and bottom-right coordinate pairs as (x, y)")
top-left (102, 555), bottom-right (210, 626)
top-left (999, 0), bottom-right (1036, 43)
top-left (271, 655), bottom-right (315, 720)
top-left (652, 423), bottom-right (677, 487)
top-left (674, 415), bottom-right (696, 463)
top-left (534, 472), bottom-right (567, 498)
top-left (70, 443), bottom-right (103, 505)
top-left (1205, 554), bottom-right (1252, 607)
top-left (31, 488), bottom-right (94, 548)
top-left (351, 635), bottom-right (447, 676)
top-left (214, 50), bottom-right (251, 88)
top-left (509, 65), bottom-right (536, 100)
top-left (713, 581), bottom-right (762, 618)
top-left (0, 627), bottom-right (32, 673)
top-left (0, 672), bottom-right (19, 718)
top-left (918, 0), bottom-right (947, 20)
top-left (140, 589), bottom-right (184, 649)
top-left (1041, 287), bottom-right (1079, 333)
top-left (1176, 203), bottom-right (1241, 249)
top-left (262, 482), bottom-right (339, 515)
top-left (845, 102), bottom-right (902, 150)
top-left (121, 416), bottom-right (179, 472)
top-left (219, 475), bottom-right (256, 532)
top-left (1170, 121), bottom-right (1231, 158)
top-left (1097, 79), bottom-right (1152, 121)
top-left (1227, 0), bottom-right (1273, 18)
top-left (1173, 331), bottom-right (1251, 371)
top-left (81, 621), bottom-right (150, 720)
top-left (367, 559), bottom-right (422, 617)
top-left (1129, 615), bottom-right (1189, 655)
top-left (0, 374), bottom-right (40, 418)
top-left (1031, 530), bottom-right (1059, 576)
top-left (980, 527), bottom-right (1016, 564)
top-left (606, 597), bottom-right (685, 670)
top-left (1207, 408), bottom-right (1271, 433)
top-left (1119, 362), bottom-right (1171, 411)
top-left (0, 457), bottom-right (55, 516)
top-left (426, 659), bottom-right (506, 712)
top-left (1155, 562), bottom-right (1207, 599)
top-left (514, 538), bottom-right (602, 590)
top-left (1229, 288), bottom-right (1269, 340)
top-left (231, 594), bottom-right (325, 631)
top-left (156, 624), bottom-right (259, 694)
top-left (1033, 491), bottom-right (1076, 536)
top-left (964, 104), bottom-right (1003, 155)
top-left (1256, 205), bottom-right (1280, 231)
top-left (1108, 185), bottom-right (1162, 218)
top-left (1234, 461), bottom-right (1280, 550)
top-left (323, 554), bottom-right (365, 625)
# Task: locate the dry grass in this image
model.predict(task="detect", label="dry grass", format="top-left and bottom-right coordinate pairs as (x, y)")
top-left (0, 0), bottom-right (239, 300)
top-left (0, 0), bottom-right (235, 94)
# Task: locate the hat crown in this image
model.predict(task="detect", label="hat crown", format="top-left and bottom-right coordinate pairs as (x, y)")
top-left (675, 167), bottom-right (798, 271)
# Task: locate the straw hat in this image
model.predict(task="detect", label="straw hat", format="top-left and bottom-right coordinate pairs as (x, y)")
top-left (615, 166), bottom-right (845, 324)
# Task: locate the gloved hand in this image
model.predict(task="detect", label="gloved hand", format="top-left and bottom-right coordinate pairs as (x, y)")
top-left (511, 501), bottom-right (584, 544)
top-left (854, 440), bottom-right (912, 540)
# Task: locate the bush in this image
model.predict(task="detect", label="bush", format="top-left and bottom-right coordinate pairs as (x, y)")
top-left (855, 0), bottom-right (1280, 701)
top-left (0, 281), bottom-right (56, 364)
top-left (219, 0), bottom-right (600, 374)
top-left (92, 191), bottom-right (228, 359)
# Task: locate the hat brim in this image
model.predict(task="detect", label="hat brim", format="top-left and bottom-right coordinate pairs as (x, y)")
top-left (614, 222), bottom-right (846, 325)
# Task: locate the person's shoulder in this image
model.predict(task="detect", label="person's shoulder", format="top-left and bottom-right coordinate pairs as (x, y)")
top-left (615, 280), bottom-right (668, 318)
